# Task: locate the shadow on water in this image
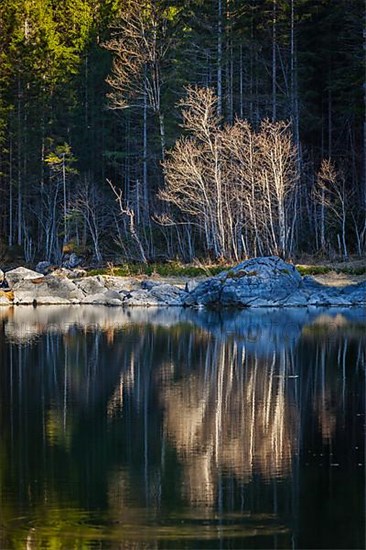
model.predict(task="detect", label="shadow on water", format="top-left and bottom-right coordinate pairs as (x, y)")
top-left (0, 306), bottom-right (365, 549)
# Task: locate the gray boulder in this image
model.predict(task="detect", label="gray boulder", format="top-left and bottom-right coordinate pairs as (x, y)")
top-left (123, 289), bottom-right (160, 306)
top-left (123, 284), bottom-right (186, 306)
top-left (62, 253), bottom-right (82, 269)
top-left (6, 267), bottom-right (44, 288)
top-left (341, 281), bottom-right (366, 305)
top-left (35, 261), bottom-right (52, 274)
top-left (141, 279), bottom-right (163, 291)
top-left (150, 283), bottom-right (186, 306)
top-left (185, 279), bottom-right (200, 293)
top-left (186, 256), bottom-right (366, 308)
top-left (187, 256), bottom-right (302, 307)
top-left (76, 276), bottom-right (106, 295)
top-left (82, 290), bottom-right (123, 306)
top-left (12, 275), bottom-right (84, 305)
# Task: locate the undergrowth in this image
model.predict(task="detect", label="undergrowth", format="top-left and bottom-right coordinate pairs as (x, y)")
top-left (87, 261), bottom-right (366, 278)
top-left (87, 262), bottom-right (230, 278)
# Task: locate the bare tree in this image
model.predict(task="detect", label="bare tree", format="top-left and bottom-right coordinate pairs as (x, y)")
top-left (104, 0), bottom-right (174, 163)
top-left (107, 179), bottom-right (148, 264)
top-left (313, 159), bottom-right (351, 259)
top-left (71, 177), bottom-right (113, 264)
top-left (257, 120), bottom-right (299, 257)
top-left (161, 87), bottom-right (299, 260)
top-left (161, 87), bottom-right (229, 259)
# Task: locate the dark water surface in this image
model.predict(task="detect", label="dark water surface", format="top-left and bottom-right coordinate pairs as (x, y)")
top-left (0, 306), bottom-right (365, 549)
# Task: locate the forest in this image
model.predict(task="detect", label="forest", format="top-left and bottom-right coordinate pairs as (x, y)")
top-left (0, 0), bottom-right (365, 265)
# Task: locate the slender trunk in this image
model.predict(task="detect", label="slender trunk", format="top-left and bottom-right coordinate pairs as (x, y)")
top-left (158, 112), bottom-right (166, 163)
top-left (272, 0), bottom-right (277, 121)
top-left (143, 89), bottom-right (148, 210)
top-left (328, 87), bottom-right (332, 158)
top-left (363, 0), bottom-right (366, 242)
top-left (226, 0), bottom-right (233, 123)
top-left (239, 45), bottom-right (243, 118)
top-left (8, 139), bottom-right (13, 247)
top-left (62, 154), bottom-right (67, 247)
top-left (320, 188), bottom-right (326, 249)
top-left (217, 0), bottom-right (223, 117)
top-left (86, 215), bottom-right (102, 264)
top-left (290, 0), bottom-right (300, 156)
top-left (17, 76), bottom-right (22, 246)
top-left (278, 198), bottom-right (286, 256)
top-left (250, 13), bottom-right (254, 122)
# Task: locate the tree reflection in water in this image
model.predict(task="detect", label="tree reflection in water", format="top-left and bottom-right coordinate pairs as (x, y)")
top-left (0, 305), bottom-right (365, 548)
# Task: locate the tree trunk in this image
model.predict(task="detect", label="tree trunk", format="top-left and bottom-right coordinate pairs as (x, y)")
top-left (217, 0), bottom-right (223, 117)
top-left (8, 139), bottom-right (13, 247)
top-left (272, 0), bottom-right (277, 121)
top-left (362, 0), bottom-right (366, 245)
top-left (159, 111), bottom-right (166, 162)
top-left (143, 88), bottom-right (149, 210)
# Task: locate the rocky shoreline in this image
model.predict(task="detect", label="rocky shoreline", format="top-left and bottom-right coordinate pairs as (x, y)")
top-left (0, 256), bottom-right (365, 308)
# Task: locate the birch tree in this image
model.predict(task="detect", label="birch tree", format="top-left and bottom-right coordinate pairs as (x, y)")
top-left (105, 1), bottom-right (177, 163)
top-left (313, 159), bottom-right (351, 259)
top-left (161, 87), bottom-right (299, 259)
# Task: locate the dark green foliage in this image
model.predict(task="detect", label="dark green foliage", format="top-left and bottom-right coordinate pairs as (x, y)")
top-left (87, 262), bottom-right (229, 278)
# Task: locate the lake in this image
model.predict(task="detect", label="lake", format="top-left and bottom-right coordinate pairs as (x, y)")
top-left (0, 306), bottom-right (365, 549)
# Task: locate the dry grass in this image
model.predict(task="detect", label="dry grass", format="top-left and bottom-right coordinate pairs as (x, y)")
top-left (0, 290), bottom-right (14, 301)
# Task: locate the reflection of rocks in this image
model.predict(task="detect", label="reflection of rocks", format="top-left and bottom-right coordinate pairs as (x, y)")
top-left (1, 306), bottom-right (193, 343)
top-left (2, 305), bottom-right (365, 349)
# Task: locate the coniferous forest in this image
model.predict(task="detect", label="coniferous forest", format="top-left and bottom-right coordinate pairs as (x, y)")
top-left (0, 0), bottom-right (365, 265)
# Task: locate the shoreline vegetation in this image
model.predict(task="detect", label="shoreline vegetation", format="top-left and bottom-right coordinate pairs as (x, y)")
top-left (86, 259), bottom-right (366, 280)
top-left (1, 256), bottom-right (366, 288)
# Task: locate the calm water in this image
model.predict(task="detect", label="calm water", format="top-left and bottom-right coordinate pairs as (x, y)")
top-left (0, 306), bottom-right (365, 549)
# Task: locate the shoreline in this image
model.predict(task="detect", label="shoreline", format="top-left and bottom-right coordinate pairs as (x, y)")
top-left (1, 257), bottom-right (365, 309)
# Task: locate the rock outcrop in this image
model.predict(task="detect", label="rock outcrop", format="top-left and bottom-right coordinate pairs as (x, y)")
top-left (6, 267), bottom-right (44, 288)
top-left (186, 256), bottom-right (366, 308)
top-left (2, 269), bottom-right (187, 306)
top-left (11, 275), bottom-right (85, 305)
top-left (0, 256), bottom-right (365, 308)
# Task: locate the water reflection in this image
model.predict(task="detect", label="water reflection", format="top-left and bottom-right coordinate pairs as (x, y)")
top-left (0, 306), bottom-right (365, 548)
top-left (161, 345), bottom-right (298, 502)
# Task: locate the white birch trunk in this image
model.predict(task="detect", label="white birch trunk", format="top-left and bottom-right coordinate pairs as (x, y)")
top-left (217, 0), bottom-right (223, 117)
